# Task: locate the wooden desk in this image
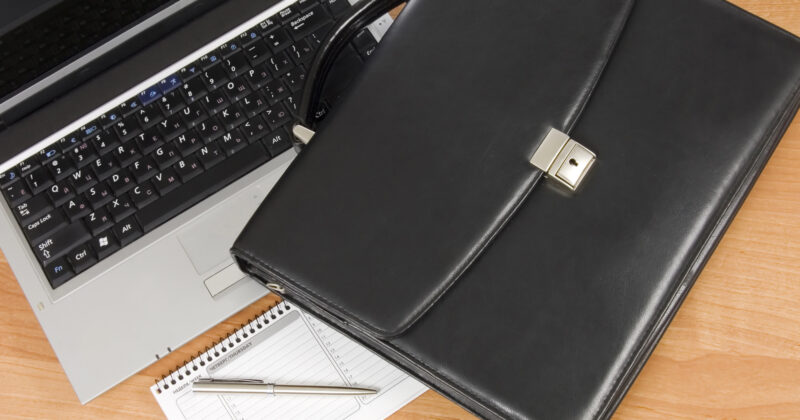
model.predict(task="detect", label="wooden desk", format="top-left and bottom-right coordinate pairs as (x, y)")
top-left (2, 1), bottom-right (800, 418)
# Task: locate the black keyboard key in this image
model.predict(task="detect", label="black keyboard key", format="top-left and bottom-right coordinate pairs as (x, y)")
top-left (113, 142), bottom-right (142, 167)
top-left (309, 21), bottom-right (334, 47)
top-left (68, 141), bottom-right (97, 168)
top-left (153, 144), bottom-right (181, 170)
top-left (108, 169), bottom-right (135, 196)
top-left (288, 5), bottom-right (331, 41)
top-left (203, 64), bottom-right (228, 90)
top-left (99, 108), bottom-right (122, 129)
top-left (352, 28), bottom-right (378, 59)
top-left (3, 182), bottom-right (31, 206)
top-left (64, 197), bottom-right (91, 221)
top-left (137, 104), bottom-right (163, 129)
top-left (32, 222), bottom-right (90, 266)
top-left (67, 243), bottom-right (97, 274)
top-left (180, 102), bottom-right (207, 127)
top-left (48, 155), bottom-right (75, 182)
top-left (290, 39), bottom-right (315, 64)
top-left (173, 156), bottom-right (203, 182)
top-left (199, 52), bottom-right (223, 70)
top-left (47, 181), bottom-right (76, 207)
top-left (130, 181), bottom-right (159, 209)
top-left (264, 103), bottom-right (291, 129)
top-left (152, 168), bottom-right (182, 195)
top-left (92, 230), bottom-right (120, 260)
top-left (179, 62), bottom-right (202, 81)
top-left (220, 129), bottom-right (249, 156)
top-left (0, 169), bottom-right (20, 187)
top-left (262, 129), bottom-right (292, 156)
top-left (18, 159), bottom-right (39, 177)
top-left (38, 144), bottom-right (60, 165)
top-left (69, 167), bottom-right (98, 193)
top-left (158, 74), bottom-right (182, 94)
top-left (157, 113), bottom-right (187, 140)
top-left (224, 52), bottom-right (250, 78)
top-left (91, 155), bottom-right (119, 181)
top-left (114, 115), bottom-right (141, 142)
top-left (24, 210), bottom-right (68, 244)
top-left (13, 194), bottom-right (52, 225)
top-left (159, 90), bottom-right (186, 116)
top-left (113, 217), bottom-right (142, 246)
top-left (219, 41), bottom-right (242, 59)
top-left (44, 257), bottom-right (74, 288)
top-left (324, 0), bottom-right (351, 17)
top-left (282, 67), bottom-right (307, 92)
top-left (238, 28), bottom-right (261, 47)
top-left (119, 97), bottom-right (142, 117)
top-left (265, 29), bottom-right (292, 53)
top-left (85, 180), bottom-right (114, 209)
top-left (25, 166), bottom-right (54, 194)
top-left (175, 131), bottom-right (204, 157)
top-left (223, 75), bottom-right (251, 102)
top-left (138, 84), bottom-right (162, 106)
top-left (79, 120), bottom-right (102, 140)
top-left (244, 41), bottom-right (271, 66)
top-left (137, 142), bottom-right (269, 233)
top-left (181, 76), bottom-right (208, 104)
top-left (136, 129), bottom-right (164, 155)
top-left (90, 130), bottom-right (119, 155)
top-left (268, 51), bottom-right (294, 76)
top-left (202, 90), bottom-right (229, 114)
top-left (245, 63), bottom-right (272, 90)
top-left (85, 208), bottom-right (113, 235)
top-left (257, 16), bottom-right (280, 35)
top-left (58, 131), bottom-right (83, 152)
top-left (107, 193), bottom-right (136, 222)
top-left (219, 103), bottom-right (246, 131)
top-left (263, 79), bottom-right (289, 104)
top-left (241, 92), bottom-right (269, 118)
top-left (197, 143), bottom-right (225, 169)
top-left (278, 5), bottom-right (299, 23)
top-left (241, 116), bottom-right (270, 142)
top-left (197, 117), bottom-right (225, 143)
top-left (284, 95), bottom-right (300, 117)
top-left (130, 157), bottom-right (159, 183)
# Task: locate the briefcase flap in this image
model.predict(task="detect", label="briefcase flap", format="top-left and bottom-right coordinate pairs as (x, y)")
top-left (233, 0), bottom-right (634, 338)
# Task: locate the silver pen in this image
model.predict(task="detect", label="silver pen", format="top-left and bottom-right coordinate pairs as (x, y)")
top-left (192, 379), bottom-right (377, 396)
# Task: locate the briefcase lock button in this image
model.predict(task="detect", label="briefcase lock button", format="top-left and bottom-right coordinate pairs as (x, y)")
top-left (530, 128), bottom-right (596, 191)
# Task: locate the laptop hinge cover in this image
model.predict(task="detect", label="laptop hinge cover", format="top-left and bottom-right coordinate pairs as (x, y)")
top-left (530, 128), bottom-right (596, 191)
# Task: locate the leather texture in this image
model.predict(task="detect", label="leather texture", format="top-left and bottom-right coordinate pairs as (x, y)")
top-left (234, 0), bottom-right (635, 338)
top-left (233, 0), bottom-right (800, 418)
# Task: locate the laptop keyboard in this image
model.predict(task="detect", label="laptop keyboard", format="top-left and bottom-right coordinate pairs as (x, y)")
top-left (0, 0), bottom-right (388, 289)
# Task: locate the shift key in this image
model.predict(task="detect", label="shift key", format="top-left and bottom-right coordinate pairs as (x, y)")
top-left (33, 223), bottom-right (91, 266)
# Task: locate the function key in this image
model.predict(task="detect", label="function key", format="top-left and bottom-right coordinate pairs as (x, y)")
top-left (158, 74), bottom-right (182, 94)
top-left (0, 168), bottom-right (20, 187)
top-left (44, 257), bottom-right (74, 288)
top-left (79, 120), bottom-right (102, 140)
top-left (257, 17), bottom-right (279, 35)
top-left (138, 85), bottom-right (163, 106)
top-left (218, 41), bottom-right (241, 59)
top-left (119, 97), bottom-right (143, 117)
top-left (18, 159), bottom-right (39, 177)
top-left (38, 144), bottom-right (60, 165)
top-left (58, 131), bottom-right (82, 152)
top-left (179, 62), bottom-right (202, 81)
top-left (99, 108), bottom-right (122, 128)
top-left (238, 28), bottom-right (260, 46)
top-left (199, 52), bottom-right (222, 70)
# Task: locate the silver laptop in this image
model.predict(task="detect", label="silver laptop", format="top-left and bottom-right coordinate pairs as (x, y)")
top-left (0, 0), bottom-right (393, 403)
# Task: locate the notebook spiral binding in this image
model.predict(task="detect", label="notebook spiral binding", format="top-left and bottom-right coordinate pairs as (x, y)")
top-left (154, 300), bottom-right (293, 394)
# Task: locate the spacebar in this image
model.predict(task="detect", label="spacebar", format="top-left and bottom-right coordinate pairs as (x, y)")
top-left (136, 143), bottom-right (270, 233)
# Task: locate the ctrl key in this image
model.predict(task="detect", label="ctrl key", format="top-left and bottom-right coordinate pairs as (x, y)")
top-left (67, 243), bottom-right (97, 274)
top-left (44, 258), bottom-right (74, 289)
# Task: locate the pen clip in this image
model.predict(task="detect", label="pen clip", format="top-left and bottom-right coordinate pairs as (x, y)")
top-left (195, 378), bottom-right (265, 384)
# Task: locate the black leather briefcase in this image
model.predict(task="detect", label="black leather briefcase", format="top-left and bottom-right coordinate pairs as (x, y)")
top-left (232, 0), bottom-right (800, 418)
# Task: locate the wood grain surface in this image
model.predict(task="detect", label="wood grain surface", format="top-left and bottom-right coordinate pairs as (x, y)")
top-left (1, 1), bottom-right (800, 419)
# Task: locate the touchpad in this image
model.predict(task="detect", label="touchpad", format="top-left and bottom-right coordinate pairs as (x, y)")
top-left (178, 182), bottom-right (273, 276)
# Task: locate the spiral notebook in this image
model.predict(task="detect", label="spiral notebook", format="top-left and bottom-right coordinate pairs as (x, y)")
top-left (151, 301), bottom-right (427, 419)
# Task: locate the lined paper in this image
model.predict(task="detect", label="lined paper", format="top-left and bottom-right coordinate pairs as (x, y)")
top-left (152, 304), bottom-right (426, 420)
